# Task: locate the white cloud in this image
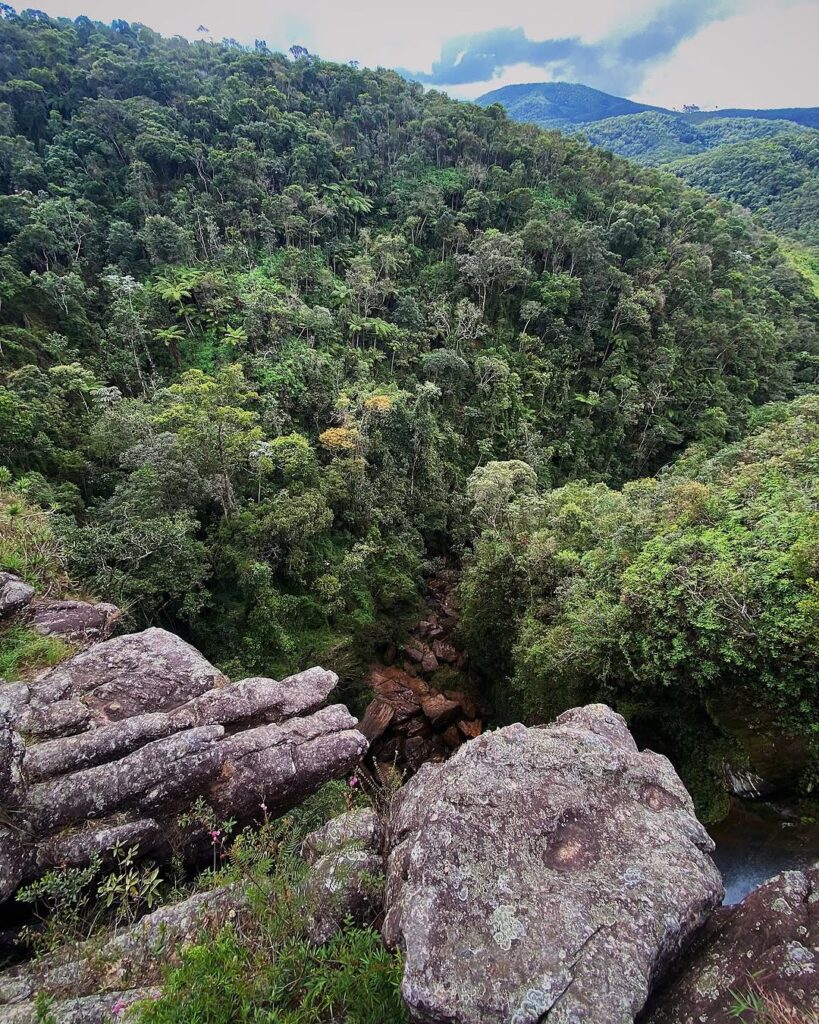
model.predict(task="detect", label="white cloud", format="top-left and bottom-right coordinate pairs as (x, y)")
top-left (16, 0), bottom-right (819, 109)
top-left (22, 0), bottom-right (671, 71)
top-left (442, 63), bottom-right (563, 101)
top-left (634, 1), bottom-right (819, 108)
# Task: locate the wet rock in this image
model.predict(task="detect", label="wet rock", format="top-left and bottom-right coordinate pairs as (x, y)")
top-left (382, 705), bottom-right (723, 1024)
top-left (358, 699), bottom-right (395, 742)
top-left (441, 724), bottom-right (461, 749)
top-left (0, 573), bottom-right (35, 619)
top-left (28, 599), bottom-right (120, 646)
top-left (420, 650), bottom-right (439, 674)
top-left (457, 718), bottom-right (482, 739)
top-left (645, 866), bottom-right (819, 1022)
top-left (431, 640), bottom-right (458, 664)
top-left (723, 763), bottom-right (775, 800)
top-left (420, 693), bottom-right (460, 727)
top-left (403, 641), bottom-right (427, 664)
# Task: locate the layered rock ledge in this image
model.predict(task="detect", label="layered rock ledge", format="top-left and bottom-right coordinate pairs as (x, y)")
top-left (0, 624), bottom-right (368, 905)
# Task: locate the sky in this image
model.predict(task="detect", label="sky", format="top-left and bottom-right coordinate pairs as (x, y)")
top-left (17, 0), bottom-right (819, 109)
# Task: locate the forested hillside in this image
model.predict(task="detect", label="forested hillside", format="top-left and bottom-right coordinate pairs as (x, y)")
top-left (460, 397), bottom-right (819, 816)
top-left (579, 112), bottom-right (813, 166)
top-left (669, 131), bottom-right (819, 249)
top-left (481, 83), bottom-right (819, 301)
top-left (475, 81), bottom-right (665, 130)
top-left (476, 82), bottom-right (819, 133)
top-left (1, 9), bottom-right (818, 800)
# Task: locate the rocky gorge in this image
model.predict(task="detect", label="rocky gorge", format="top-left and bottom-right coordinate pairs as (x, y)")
top-left (0, 571), bottom-right (817, 1022)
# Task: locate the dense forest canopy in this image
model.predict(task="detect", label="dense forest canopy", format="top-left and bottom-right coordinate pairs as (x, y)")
top-left (480, 84), bottom-right (819, 286)
top-left (1, 8), bottom-right (818, 808)
top-left (578, 112), bottom-right (816, 167)
top-left (669, 132), bottom-right (819, 250)
top-left (459, 396), bottom-right (819, 817)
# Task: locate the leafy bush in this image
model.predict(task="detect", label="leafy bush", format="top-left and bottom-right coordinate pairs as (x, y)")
top-left (0, 476), bottom-right (69, 592)
top-left (135, 925), bottom-right (406, 1024)
top-left (134, 783), bottom-right (405, 1024)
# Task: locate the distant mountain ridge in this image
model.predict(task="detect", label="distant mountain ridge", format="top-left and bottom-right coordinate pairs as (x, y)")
top-left (476, 81), bottom-right (819, 132)
top-left (477, 81), bottom-right (819, 294)
top-left (475, 81), bottom-right (666, 129)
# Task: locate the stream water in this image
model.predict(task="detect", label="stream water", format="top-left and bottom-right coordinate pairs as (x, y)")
top-left (708, 798), bottom-right (819, 904)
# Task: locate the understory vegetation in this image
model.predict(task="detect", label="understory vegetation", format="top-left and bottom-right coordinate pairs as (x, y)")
top-left (23, 782), bottom-right (407, 1024)
top-left (0, 7), bottom-right (818, 811)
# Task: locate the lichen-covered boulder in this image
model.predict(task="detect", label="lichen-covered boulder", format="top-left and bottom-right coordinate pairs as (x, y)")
top-left (302, 808), bottom-right (382, 865)
top-left (645, 867), bottom-right (819, 1022)
top-left (0, 886), bottom-right (241, 1019)
top-left (302, 809), bottom-right (385, 944)
top-left (382, 705), bottom-right (723, 1024)
top-left (0, 623), bottom-right (368, 911)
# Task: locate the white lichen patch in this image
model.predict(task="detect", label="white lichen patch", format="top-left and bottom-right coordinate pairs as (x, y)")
top-left (782, 941), bottom-right (815, 975)
top-left (490, 904), bottom-right (526, 950)
top-left (509, 975), bottom-right (569, 1024)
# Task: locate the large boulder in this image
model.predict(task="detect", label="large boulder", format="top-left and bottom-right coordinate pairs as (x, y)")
top-left (0, 573), bottom-right (35, 619)
top-left (382, 705), bottom-right (723, 1024)
top-left (33, 627), bottom-right (226, 723)
top-left (645, 867), bottom-right (819, 1022)
top-left (301, 809), bottom-right (385, 944)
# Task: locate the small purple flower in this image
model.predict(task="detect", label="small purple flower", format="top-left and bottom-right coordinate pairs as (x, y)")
top-left (111, 998), bottom-right (128, 1017)
top-left (348, 774), bottom-right (359, 788)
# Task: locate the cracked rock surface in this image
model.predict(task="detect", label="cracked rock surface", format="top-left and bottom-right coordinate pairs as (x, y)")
top-left (644, 866), bottom-right (819, 1022)
top-left (381, 704), bottom-right (724, 1024)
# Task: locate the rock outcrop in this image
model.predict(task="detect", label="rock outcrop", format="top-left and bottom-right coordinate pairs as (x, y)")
top-left (0, 573), bottom-right (120, 646)
top-left (645, 866), bottom-right (819, 1022)
top-left (0, 627), bottom-right (368, 906)
top-left (27, 598), bottom-right (121, 646)
top-left (301, 808), bottom-right (385, 944)
top-left (0, 573), bottom-right (35, 619)
top-left (382, 705), bottom-right (724, 1024)
top-left (0, 886), bottom-right (241, 1022)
